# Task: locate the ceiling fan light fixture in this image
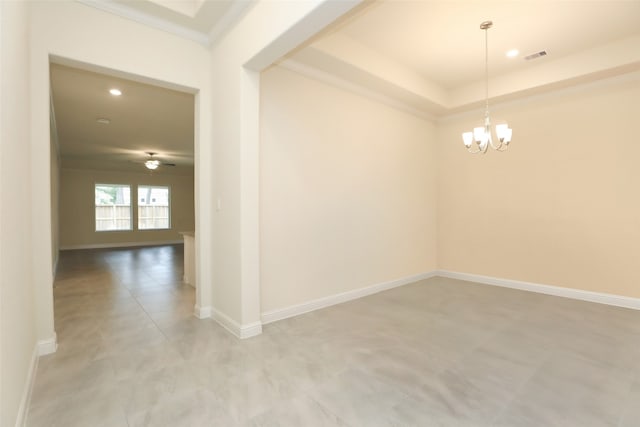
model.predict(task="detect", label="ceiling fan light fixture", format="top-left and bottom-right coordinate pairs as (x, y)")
top-left (145, 159), bottom-right (160, 170)
top-left (109, 88), bottom-right (122, 96)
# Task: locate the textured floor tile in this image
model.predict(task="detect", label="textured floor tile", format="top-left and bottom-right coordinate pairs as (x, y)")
top-left (154, 315), bottom-right (217, 340)
top-left (305, 367), bottom-right (411, 427)
top-left (27, 384), bottom-right (127, 427)
top-left (126, 387), bottom-right (237, 427)
top-left (492, 350), bottom-right (634, 427)
top-left (386, 395), bottom-right (487, 427)
top-left (100, 309), bottom-right (157, 334)
top-left (265, 347), bottom-right (349, 393)
top-left (101, 323), bottom-right (169, 355)
top-left (206, 365), bottom-right (300, 423)
top-left (619, 380), bottom-right (640, 427)
top-left (245, 395), bottom-right (349, 427)
top-left (30, 357), bottom-right (117, 405)
top-left (147, 307), bottom-right (196, 329)
top-left (411, 367), bottom-right (513, 424)
top-left (171, 326), bottom-right (238, 360)
top-left (116, 362), bottom-right (200, 418)
top-left (54, 317), bottom-right (104, 348)
top-left (239, 326), bottom-right (296, 363)
top-left (135, 292), bottom-right (195, 314)
top-left (29, 246), bottom-right (640, 427)
top-left (108, 340), bottom-right (185, 380)
top-left (351, 345), bottom-right (442, 396)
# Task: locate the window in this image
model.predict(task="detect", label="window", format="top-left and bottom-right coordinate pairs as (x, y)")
top-left (138, 185), bottom-right (170, 230)
top-left (95, 184), bottom-right (131, 231)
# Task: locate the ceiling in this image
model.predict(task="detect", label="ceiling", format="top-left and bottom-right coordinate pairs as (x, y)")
top-left (111, 0), bottom-right (231, 32)
top-left (61, 0), bottom-right (640, 171)
top-left (337, 1), bottom-right (640, 90)
top-left (79, 0), bottom-right (252, 44)
top-left (50, 63), bottom-right (194, 175)
top-left (283, 0), bottom-right (640, 116)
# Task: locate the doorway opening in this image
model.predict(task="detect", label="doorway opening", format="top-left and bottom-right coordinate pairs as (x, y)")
top-left (49, 58), bottom-right (201, 344)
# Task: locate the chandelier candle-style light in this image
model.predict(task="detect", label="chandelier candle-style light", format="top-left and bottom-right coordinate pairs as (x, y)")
top-left (462, 21), bottom-right (513, 154)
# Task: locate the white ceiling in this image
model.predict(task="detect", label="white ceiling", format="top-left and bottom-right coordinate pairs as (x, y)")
top-left (112, 0), bottom-right (234, 33)
top-left (63, 0), bottom-right (640, 171)
top-left (51, 63), bottom-right (194, 174)
top-left (284, 0), bottom-right (640, 116)
top-left (80, 0), bottom-right (252, 44)
top-left (338, 1), bottom-right (640, 89)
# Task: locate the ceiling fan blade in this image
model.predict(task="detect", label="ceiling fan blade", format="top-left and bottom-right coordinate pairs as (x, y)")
top-left (160, 162), bottom-right (176, 167)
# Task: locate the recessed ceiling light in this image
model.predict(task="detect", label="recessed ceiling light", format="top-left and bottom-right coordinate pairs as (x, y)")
top-left (109, 88), bottom-right (122, 96)
top-left (96, 118), bottom-right (111, 124)
top-left (506, 49), bottom-right (519, 58)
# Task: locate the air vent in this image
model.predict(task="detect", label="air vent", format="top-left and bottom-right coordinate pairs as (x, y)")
top-left (524, 50), bottom-right (548, 61)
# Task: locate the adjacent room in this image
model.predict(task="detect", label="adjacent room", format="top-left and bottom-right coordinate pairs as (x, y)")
top-left (1, 0), bottom-right (640, 426)
top-left (46, 63), bottom-right (198, 400)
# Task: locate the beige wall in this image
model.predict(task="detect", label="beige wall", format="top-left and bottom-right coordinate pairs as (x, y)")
top-left (437, 73), bottom-right (640, 298)
top-left (260, 66), bottom-right (438, 313)
top-left (209, 0), bottom-right (358, 327)
top-left (59, 168), bottom-right (194, 248)
top-left (0, 1), bottom-right (37, 426)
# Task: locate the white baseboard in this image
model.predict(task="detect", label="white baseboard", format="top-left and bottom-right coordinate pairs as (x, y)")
top-left (60, 240), bottom-right (182, 250)
top-left (238, 321), bottom-right (263, 339)
top-left (437, 270), bottom-right (640, 310)
top-left (212, 309), bottom-right (263, 339)
top-left (15, 345), bottom-right (39, 427)
top-left (37, 334), bottom-right (57, 356)
top-left (193, 305), bottom-right (212, 319)
top-left (261, 270), bottom-right (438, 325)
top-left (212, 309), bottom-right (239, 336)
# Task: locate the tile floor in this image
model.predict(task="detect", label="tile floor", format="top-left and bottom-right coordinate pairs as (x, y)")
top-left (27, 245), bottom-right (640, 426)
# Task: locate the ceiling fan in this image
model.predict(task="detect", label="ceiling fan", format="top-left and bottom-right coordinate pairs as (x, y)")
top-left (141, 152), bottom-right (175, 170)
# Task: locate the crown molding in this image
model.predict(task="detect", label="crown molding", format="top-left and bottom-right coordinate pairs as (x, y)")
top-left (438, 67), bottom-right (640, 123)
top-left (278, 59), bottom-right (435, 122)
top-left (208, 0), bottom-right (255, 47)
top-left (77, 0), bottom-right (210, 46)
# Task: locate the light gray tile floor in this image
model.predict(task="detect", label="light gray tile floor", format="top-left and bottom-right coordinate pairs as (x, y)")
top-left (27, 245), bottom-right (640, 426)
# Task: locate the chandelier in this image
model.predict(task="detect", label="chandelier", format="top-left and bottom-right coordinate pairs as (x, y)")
top-left (462, 21), bottom-right (512, 154)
